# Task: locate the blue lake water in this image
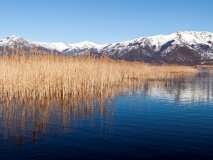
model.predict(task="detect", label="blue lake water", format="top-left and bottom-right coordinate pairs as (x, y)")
top-left (0, 71), bottom-right (213, 159)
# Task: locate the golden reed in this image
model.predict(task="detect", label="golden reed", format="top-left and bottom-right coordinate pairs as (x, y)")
top-left (0, 46), bottom-right (196, 100)
top-left (0, 53), bottom-right (196, 106)
top-left (0, 46), bottom-right (197, 147)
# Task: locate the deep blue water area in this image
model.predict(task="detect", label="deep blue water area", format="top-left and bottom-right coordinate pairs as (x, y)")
top-left (0, 71), bottom-right (213, 159)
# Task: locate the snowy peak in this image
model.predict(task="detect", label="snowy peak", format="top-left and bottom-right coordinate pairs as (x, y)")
top-left (33, 41), bottom-right (70, 52)
top-left (0, 35), bottom-right (70, 52)
top-left (50, 42), bottom-right (71, 52)
top-left (0, 35), bottom-right (32, 47)
top-left (175, 31), bottom-right (213, 45)
top-left (3, 35), bottom-right (29, 44)
top-left (64, 41), bottom-right (105, 55)
top-left (5, 35), bottom-right (21, 40)
top-left (68, 41), bottom-right (102, 49)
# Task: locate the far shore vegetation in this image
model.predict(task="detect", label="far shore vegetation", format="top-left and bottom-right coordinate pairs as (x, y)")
top-left (193, 65), bottom-right (213, 69)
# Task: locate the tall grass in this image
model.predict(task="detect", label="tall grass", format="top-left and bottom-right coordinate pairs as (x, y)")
top-left (0, 46), bottom-right (197, 147)
top-left (0, 54), bottom-right (196, 104)
top-left (0, 47), bottom-right (196, 113)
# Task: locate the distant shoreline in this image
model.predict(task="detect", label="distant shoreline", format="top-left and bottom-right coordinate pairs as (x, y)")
top-left (193, 65), bottom-right (213, 69)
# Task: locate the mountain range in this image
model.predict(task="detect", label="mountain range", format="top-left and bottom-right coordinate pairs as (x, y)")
top-left (1, 31), bottom-right (213, 65)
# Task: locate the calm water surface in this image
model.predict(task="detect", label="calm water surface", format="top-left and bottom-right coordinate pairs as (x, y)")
top-left (0, 71), bottom-right (213, 160)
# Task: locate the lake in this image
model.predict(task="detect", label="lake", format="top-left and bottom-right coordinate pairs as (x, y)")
top-left (0, 70), bottom-right (213, 160)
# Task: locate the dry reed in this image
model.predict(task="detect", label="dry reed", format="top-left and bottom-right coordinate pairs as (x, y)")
top-left (0, 46), bottom-right (197, 147)
top-left (0, 54), bottom-right (196, 105)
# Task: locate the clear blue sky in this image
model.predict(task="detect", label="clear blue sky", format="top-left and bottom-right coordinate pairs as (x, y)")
top-left (1, 0), bottom-right (213, 44)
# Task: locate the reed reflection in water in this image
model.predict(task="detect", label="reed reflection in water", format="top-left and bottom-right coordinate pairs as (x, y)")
top-left (0, 78), bottom-right (148, 148)
top-left (1, 71), bottom-right (211, 148)
top-left (146, 71), bottom-right (213, 104)
top-left (0, 70), bottom-right (212, 159)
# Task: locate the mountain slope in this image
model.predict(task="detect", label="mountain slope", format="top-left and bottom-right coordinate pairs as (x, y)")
top-left (63, 31), bottom-right (213, 64)
top-left (1, 31), bottom-right (213, 65)
top-left (0, 35), bottom-right (70, 53)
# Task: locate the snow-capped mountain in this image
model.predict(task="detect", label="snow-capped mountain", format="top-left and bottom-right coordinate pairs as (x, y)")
top-left (33, 41), bottom-right (70, 52)
top-left (0, 35), bottom-right (70, 52)
top-left (1, 31), bottom-right (213, 65)
top-left (64, 31), bottom-right (213, 64)
top-left (65, 41), bottom-right (105, 55)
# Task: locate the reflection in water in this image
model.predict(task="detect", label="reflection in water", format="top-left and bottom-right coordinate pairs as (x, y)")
top-left (0, 71), bottom-right (212, 149)
top-left (147, 71), bottom-right (213, 104)
top-left (0, 79), bottom-right (144, 148)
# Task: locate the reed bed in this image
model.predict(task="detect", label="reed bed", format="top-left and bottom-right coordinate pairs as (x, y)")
top-left (0, 54), bottom-right (196, 106)
top-left (0, 53), bottom-right (195, 88)
top-left (0, 46), bottom-right (197, 147)
top-left (0, 49), bottom-right (197, 114)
